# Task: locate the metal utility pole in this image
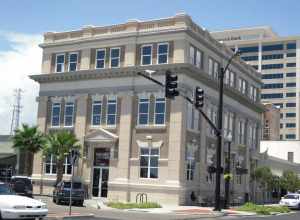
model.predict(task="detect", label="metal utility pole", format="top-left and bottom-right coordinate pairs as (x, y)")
top-left (10, 88), bottom-right (23, 135)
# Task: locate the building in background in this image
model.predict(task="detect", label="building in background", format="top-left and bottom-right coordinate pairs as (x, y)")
top-left (30, 13), bottom-right (263, 205)
top-left (0, 135), bottom-right (16, 182)
top-left (211, 27), bottom-right (299, 140)
top-left (263, 103), bottom-right (280, 140)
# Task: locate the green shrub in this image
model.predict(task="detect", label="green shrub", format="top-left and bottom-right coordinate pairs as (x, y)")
top-left (107, 202), bottom-right (161, 209)
top-left (237, 202), bottom-right (290, 215)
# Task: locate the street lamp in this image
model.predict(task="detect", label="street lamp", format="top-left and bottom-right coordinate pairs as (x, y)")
top-left (224, 132), bottom-right (232, 209)
top-left (215, 50), bottom-right (241, 211)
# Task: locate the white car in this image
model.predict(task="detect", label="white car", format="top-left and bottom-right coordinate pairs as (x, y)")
top-left (0, 183), bottom-right (48, 219)
top-left (279, 193), bottom-right (300, 209)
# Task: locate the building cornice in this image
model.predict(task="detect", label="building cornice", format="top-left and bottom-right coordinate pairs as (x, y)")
top-left (30, 63), bottom-right (264, 113)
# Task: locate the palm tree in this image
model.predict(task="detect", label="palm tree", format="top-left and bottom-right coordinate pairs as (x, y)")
top-left (12, 124), bottom-right (46, 176)
top-left (44, 130), bottom-right (81, 185)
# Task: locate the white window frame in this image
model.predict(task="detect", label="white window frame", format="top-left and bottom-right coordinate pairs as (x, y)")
top-left (91, 100), bottom-right (102, 127)
top-left (110, 47), bottom-right (121, 68)
top-left (68, 52), bottom-right (78, 72)
top-left (51, 103), bottom-right (61, 127)
top-left (106, 97), bottom-right (117, 126)
top-left (196, 50), bottom-right (202, 68)
top-left (63, 155), bottom-right (72, 175)
top-left (225, 69), bottom-right (230, 85)
top-left (64, 102), bottom-right (75, 127)
top-left (141, 44), bottom-right (152, 66)
top-left (157, 43), bottom-right (169, 64)
top-left (45, 154), bottom-right (56, 175)
top-left (230, 71), bottom-right (235, 87)
top-left (55, 53), bottom-right (65, 73)
top-left (95, 49), bottom-right (106, 69)
top-left (154, 97), bottom-right (166, 125)
top-left (213, 61), bottom-right (219, 79)
top-left (138, 97), bottom-right (150, 126)
top-left (139, 147), bottom-right (159, 179)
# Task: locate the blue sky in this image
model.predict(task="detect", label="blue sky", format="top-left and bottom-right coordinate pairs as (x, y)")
top-left (0, 0), bottom-right (299, 133)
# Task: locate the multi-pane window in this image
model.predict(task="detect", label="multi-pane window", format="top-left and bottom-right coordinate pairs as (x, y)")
top-left (55, 54), bottom-right (65, 72)
top-left (96, 49), bottom-right (105, 69)
top-left (238, 119), bottom-right (245, 145)
top-left (189, 45), bottom-right (202, 68)
top-left (238, 78), bottom-right (247, 95)
top-left (286, 92), bottom-right (296, 97)
top-left (286, 123), bottom-right (296, 128)
top-left (45, 155), bottom-right (72, 175)
top-left (64, 102), bottom-right (74, 127)
top-left (286, 63), bottom-right (296, 68)
top-left (225, 70), bottom-right (230, 85)
top-left (138, 98), bottom-right (150, 125)
top-left (141, 45), bottom-right (152, 65)
top-left (262, 64), bottom-right (284, 69)
top-left (262, 83), bottom-right (283, 89)
top-left (262, 44), bottom-right (283, 51)
top-left (140, 148), bottom-right (159, 179)
top-left (187, 101), bottom-right (199, 131)
top-left (262, 54), bottom-right (283, 60)
top-left (241, 55), bottom-right (258, 61)
top-left (154, 97), bottom-right (165, 125)
top-left (196, 50), bottom-right (202, 68)
top-left (286, 72), bottom-right (296, 77)
top-left (286, 134), bottom-right (296, 140)
top-left (249, 86), bottom-right (257, 101)
top-left (286, 103), bottom-right (296, 107)
top-left (51, 103), bottom-right (61, 127)
top-left (286, 113), bottom-right (296, 118)
top-left (189, 46), bottom-right (195, 65)
top-left (92, 100), bottom-right (102, 126)
top-left (213, 61), bottom-right (219, 79)
top-left (224, 112), bottom-right (234, 137)
top-left (157, 43), bottom-right (168, 64)
top-left (68, 53), bottom-right (78, 72)
top-left (238, 46), bottom-right (258, 53)
top-left (287, 53), bottom-right (296, 57)
top-left (261, 93), bottom-right (283, 99)
top-left (110, 48), bottom-right (120, 68)
top-left (186, 145), bottom-right (195, 181)
top-left (287, 43), bottom-right (296, 50)
top-left (230, 72), bottom-right (235, 87)
top-left (106, 97), bottom-right (117, 125)
top-left (262, 73), bottom-right (284, 79)
top-left (286, 82), bottom-right (296, 87)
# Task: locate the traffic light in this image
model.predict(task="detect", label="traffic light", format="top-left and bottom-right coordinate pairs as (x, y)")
top-left (165, 70), bottom-right (179, 99)
top-left (194, 86), bottom-right (204, 108)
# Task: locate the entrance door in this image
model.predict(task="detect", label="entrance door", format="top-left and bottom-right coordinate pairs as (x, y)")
top-left (92, 167), bottom-right (109, 197)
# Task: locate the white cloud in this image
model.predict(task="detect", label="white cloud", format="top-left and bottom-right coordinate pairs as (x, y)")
top-left (0, 32), bottom-right (42, 134)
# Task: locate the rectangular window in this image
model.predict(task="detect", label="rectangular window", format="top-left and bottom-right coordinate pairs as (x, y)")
top-left (64, 102), bottom-right (74, 127)
top-left (196, 50), bottom-right (202, 68)
top-left (262, 83), bottom-right (283, 89)
top-left (238, 78), bottom-right (247, 94)
top-left (273, 103), bottom-right (283, 108)
top-left (68, 52), bottom-right (78, 72)
top-left (287, 43), bottom-right (296, 50)
top-left (241, 55), bottom-right (258, 61)
top-left (208, 58), bottom-right (213, 76)
top-left (45, 155), bottom-right (72, 175)
top-left (157, 43), bottom-right (169, 64)
top-left (154, 97), bottom-right (165, 125)
top-left (138, 98), bottom-right (149, 125)
top-left (238, 120), bottom-right (245, 145)
top-left (286, 72), bottom-right (296, 77)
top-left (286, 63), bottom-right (296, 67)
top-left (189, 46), bottom-right (195, 65)
top-left (262, 54), bottom-right (283, 60)
top-left (51, 103), bottom-right (61, 127)
top-left (213, 61), bottom-right (219, 79)
top-left (110, 48), bottom-right (120, 68)
top-left (140, 148), bottom-right (159, 179)
top-left (141, 45), bottom-right (152, 65)
top-left (261, 93), bottom-right (283, 99)
top-left (286, 113), bottom-right (296, 118)
top-left (238, 46), bottom-right (259, 53)
top-left (262, 44), bottom-right (284, 51)
top-left (286, 134), bottom-right (296, 140)
top-left (287, 53), bottom-right (296, 57)
top-left (92, 100), bottom-right (102, 126)
top-left (55, 54), bottom-right (65, 72)
top-left (286, 103), bottom-right (296, 107)
top-left (286, 123), bottom-right (296, 128)
top-left (96, 49), bottom-right (105, 69)
top-left (280, 123), bottom-right (283, 129)
top-left (286, 82), bottom-right (296, 87)
top-left (262, 64), bottom-right (284, 69)
top-left (286, 92), bottom-right (296, 97)
top-left (106, 97), bottom-right (117, 125)
top-left (230, 72), bottom-right (235, 87)
top-left (186, 146), bottom-right (195, 181)
top-left (262, 73), bottom-right (283, 79)
top-left (225, 70), bottom-right (230, 85)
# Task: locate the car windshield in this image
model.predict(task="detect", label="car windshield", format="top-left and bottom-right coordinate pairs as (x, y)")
top-left (11, 178), bottom-right (31, 185)
top-left (64, 182), bottom-right (82, 189)
top-left (0, 184), bottom-right (13, 195)
top-left (284, 194), bottom-right (299, 199)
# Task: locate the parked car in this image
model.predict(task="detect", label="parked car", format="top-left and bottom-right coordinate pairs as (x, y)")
top-left (53, 180), bottom-right (85, 206)
top-left (10, 176), bottom-right (33, 198)
top-left (279, 193), bottom-right (300, 209)
top-left (0, 182), bottom-right (48, 219)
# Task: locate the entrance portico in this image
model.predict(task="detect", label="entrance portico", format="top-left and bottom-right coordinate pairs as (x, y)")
top-left (85, 128), bottom-right (118, 198)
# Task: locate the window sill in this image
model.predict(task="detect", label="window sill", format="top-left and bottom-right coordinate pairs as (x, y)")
top-left (49, 126), bottom-right (74, 130)
top-left (136, 125), bottom-right (166, 130)
top-left (187, 128), bottom-right (200, 134)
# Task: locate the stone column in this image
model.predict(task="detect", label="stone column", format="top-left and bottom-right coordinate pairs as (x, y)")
top-left (167, 96), bottom-right (186, 204)
top-left (74, 94), bottom-right (88, 178)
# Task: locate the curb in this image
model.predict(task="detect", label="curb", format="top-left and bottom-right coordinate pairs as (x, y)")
top-left (47, 214), bottom-right (94, 220)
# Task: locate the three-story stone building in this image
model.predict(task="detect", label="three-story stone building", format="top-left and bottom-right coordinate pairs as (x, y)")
top-left (30, 13), bottom-right (263, 205)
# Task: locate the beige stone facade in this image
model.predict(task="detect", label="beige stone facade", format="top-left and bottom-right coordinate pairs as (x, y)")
top-left (30, 13), bottom-right (263, 205)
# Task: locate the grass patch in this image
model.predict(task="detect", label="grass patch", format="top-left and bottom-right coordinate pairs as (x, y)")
top-left (237, 202), bottom-right (290, 215)
top-left (107, 202), bottom-right (162, 209)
